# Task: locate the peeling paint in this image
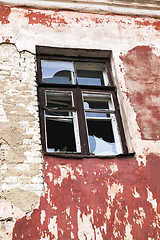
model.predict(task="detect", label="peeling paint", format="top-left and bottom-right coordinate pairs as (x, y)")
top-left (120, 45), bottom-right (160, 140)
top-left (40, 210), bottom-right (46, 225)
top-left (0, 202), bottom-right (25, 240)
top-left (147, 188), bottom-right (158, 213)
top-left (0, 6), bottom-right (11, 24)
top-left (107, 182), bottom-right (123, 202)
top-left (48, 216), bottom-right (58, 239)
top-left (132, 187), bottom-right (140, 198)
top-left (53, 165), bottom-right (76, 187)
top-left (24, 9), bottom-right (67, 27)
top-left (11, 154), bottom-right (160, 239)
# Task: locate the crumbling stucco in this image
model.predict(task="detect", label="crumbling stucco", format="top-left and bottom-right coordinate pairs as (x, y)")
top-left (0, 43), bottom-right (43, 213)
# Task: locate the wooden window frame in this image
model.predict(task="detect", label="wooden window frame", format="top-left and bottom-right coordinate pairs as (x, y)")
top-left (37, 53), bottom-right (128, 158)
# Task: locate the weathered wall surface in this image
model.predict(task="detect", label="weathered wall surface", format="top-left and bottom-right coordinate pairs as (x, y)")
top-left (0, 43), bottom-right (43, 239)
top-left (12, 155), bottom-right (160, 239)
top-left (0, 4), bottom-right (160, 240)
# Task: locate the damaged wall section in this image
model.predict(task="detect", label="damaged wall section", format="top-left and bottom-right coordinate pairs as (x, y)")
top-left (0, 43), bottom-right (43, 215)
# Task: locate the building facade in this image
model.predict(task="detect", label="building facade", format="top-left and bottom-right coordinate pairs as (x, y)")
top-left (0, 1), bottom-right (160, 239)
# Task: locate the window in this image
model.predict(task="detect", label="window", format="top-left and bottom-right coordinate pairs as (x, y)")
top-left (37, 51), bottom-right (127, 157)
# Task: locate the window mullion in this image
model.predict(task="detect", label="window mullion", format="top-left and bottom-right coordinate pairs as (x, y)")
top-left (73, 61), bottom-right (78, 85)
top-left (74, 88), bottom-right (90, 155)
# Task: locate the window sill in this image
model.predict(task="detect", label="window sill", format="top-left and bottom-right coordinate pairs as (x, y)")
top-left (42, 152), bottom-right (135, 159)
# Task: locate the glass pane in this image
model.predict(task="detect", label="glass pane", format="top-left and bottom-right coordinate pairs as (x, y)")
top-left (85, 111), bottom-right (109, 118)
top-left (84, 100), bottom-right (109, 110)
top-left (46, 118), bottom-right (76, 152)
top-left (42, 60), bottom-right (75, 84)
top-left (77, 70), bottom-right (103, 86)
top-left (75, 61), bottom-right (110, 86)
top-left (83, 92), bottom-right (111, 117)
top-left (87, 119), bottom-right (117, 155)
top-left (46, 91), bottom-right (73, 108)
top-left (83, 93), bottom-right (110, 109)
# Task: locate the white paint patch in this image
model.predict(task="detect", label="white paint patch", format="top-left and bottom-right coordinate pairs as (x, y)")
top-left (107, 182), bottom-right (123, 202)
top-left (134, 207), bottom-right (146, 228)
top-left (77, 209), bottom-right (95, 240)
top-left (109, 163), bottom-right (118, 175)
top-left (71, 231), bottom-right (74, 239)
top-left (106, 206), bottom-right (111, 220)
top-left (47, 172), bottom-right (53, 182)
top-left (124, 222), bottom-right (133, 240)
top-left (132, 187), bottom-right (140, 198)
top-left (0, 202), bottom-right (25, 240)
top-left (95, 227), bottom-right (103, 240)
top-left (113, 209), bottom-right (122, 238)
top-left (77, 208), bottom-right (107, 240)
top-left (136, 154), bottom-right (147, 167)
top-left (40, 210), bottom-right (46, 225)
top-left (40, 234), bottom-right (50, 240)
top-left (66, 206), bottom-right (70, 217)
top-left (147, 188), bottom-right (157, 212)
top-left (48, 216), bottom-right (58, 239)
top-left (76, 166), bottom-right (84, 176)
top-left (101, 223), bottom-right (107, 235)
top-left (54, 165), bottom-right (76, 187)
top-left (114, 209), bottom-right (121, 225)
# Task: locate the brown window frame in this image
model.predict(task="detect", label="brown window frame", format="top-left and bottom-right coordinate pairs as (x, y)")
top-left (37, 54), bottom-right (128, 158)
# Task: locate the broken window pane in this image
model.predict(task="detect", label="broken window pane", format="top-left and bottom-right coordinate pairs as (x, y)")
top-left (87, 119), bottom-right (117, 155)
top-left (46, 91), bottom-right (73, 116)
top-left (42, 61), bottom-right (75, 84)
top-left (38, 55), bottom-right (124, 156)
top-left (83, 92), bottom-right (111, 117)
top-left (46, 118), bottom-right (76, 152)
top-left (46, 91), bottom-right (73, 108)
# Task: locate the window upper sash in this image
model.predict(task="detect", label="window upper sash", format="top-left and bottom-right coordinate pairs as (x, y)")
top-left (37, 57), bottom-right (113, 87)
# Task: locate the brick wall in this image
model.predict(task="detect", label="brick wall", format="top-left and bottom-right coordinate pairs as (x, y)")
top-left (0, 44), bottom-right (43, 213)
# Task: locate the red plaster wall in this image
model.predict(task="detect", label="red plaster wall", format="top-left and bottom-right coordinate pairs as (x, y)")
top-left (12, 155), bottom-right (160, 239)
top-left (120, 46), bottom-right (160, 140)
top-left (0, 6), bottom-right (11, 24)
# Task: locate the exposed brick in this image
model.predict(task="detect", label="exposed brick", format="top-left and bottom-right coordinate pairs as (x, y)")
top-left (0, 43), bottom-right (43, 212)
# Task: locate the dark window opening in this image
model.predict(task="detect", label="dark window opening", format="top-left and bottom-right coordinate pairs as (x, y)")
top-left (87, 119), bottom-right (116, 155)
top-left (46, 118), bottom-right (76, 152)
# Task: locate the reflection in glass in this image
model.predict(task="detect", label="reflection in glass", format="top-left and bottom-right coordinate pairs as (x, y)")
top-left (87, 119), bottom-right (117, 155)
top-left (85, 111), bottom-right (109, 118)
top-left (83, 93), bottom-right (111, 118)
top-left (42, 60), bottom-right (75, 84)
top-left (77, 70), bottom-right (104, 86)
top-left (83, 93), bottom-right (110, 109)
